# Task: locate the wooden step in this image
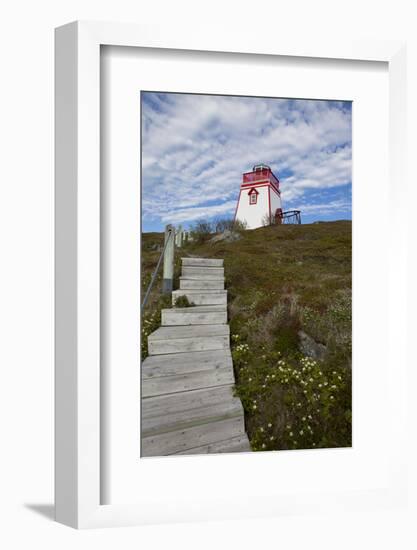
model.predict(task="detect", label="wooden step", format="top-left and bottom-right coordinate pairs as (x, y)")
top-left (161, 306), bottom-right (227, 326)
top-left (140, 254), bottom-right (250, 457)
top-left (142, 366), bottom-right (234, 397)
top-left (142, 349), bottom-right (233, 379)
top-left (182, 266), bottom-right (224, 279)
top-left (176, 434), bottom-right (251, 455)
top-left (172, 290), bottom-right (227, 306)
top-left (182, 258), bottom-right (223, 267)
top-left (142, 395), bottom-right (242, 436)
top-left (179, 277), bottom-right (225, 290)
top-left (141, 416), bottom-right (245, 457)
top-left (142, 385), bottom-right (236, 419)
top-left (147, 324), bottom-right (230, 355)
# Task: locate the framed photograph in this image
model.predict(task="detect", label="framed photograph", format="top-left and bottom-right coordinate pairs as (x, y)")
top-left (139, 91), bottom-right (352, 459)
top-left (55, 21), bottom-right (407, 528)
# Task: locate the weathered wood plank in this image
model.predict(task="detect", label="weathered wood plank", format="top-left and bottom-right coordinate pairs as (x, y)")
top-left (183, 266), bottom-right (224, 274)
top-left (148, 335), bottom-right (229, 355)
top-left (169, 305), bottom-right (227, 312)
top-left (142, 349), bottom-right (233, 378)
top-left (161, 307), bottom-right (227, 326)
top-left (141, 416), bottom-right (245, 457)
top-left (172, 290), bottom-right (227, 306)
top-left (148, 325), bottom-right (230, 356)
top-left (149, 324), bottom-right (229, 340)
top-left (181, 258), bottom-right (223, 267)
top-left (179, 277), bottom-right (225, 290)
top-left (182, 266), bottom-right (224, 279)
top-left (142, 366), bottom-right (234, 397)
top-left (147, 332), bottom-right (229, 354)
top-left (142, 385), bottom-right (236, 419)
top-left (142, 397), bottom-right (242, 436)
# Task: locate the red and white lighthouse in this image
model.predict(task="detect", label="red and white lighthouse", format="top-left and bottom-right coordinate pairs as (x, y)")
top-left (234, 164), bottom-right (283, 229)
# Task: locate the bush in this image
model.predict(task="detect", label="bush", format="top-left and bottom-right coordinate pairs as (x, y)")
top-left (190, 219), bottom-right (214, 243)
top-left (173, 295), bottom-right (195, 308)
top-left (213, 217), bottom-right (247, 233)
top-left (230, 290), bottom-right (351, 451)
top-left (233, 219), bottom-right (248, 232)
top-left (300, 291), bottom-right (351, 366)
top-left (233, 344), bottom-right (352, 451)
top-left (214, 217), bottom-right (235, 233)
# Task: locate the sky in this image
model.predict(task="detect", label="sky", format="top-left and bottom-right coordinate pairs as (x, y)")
top-left (141, 92), bottom-right (352, 232)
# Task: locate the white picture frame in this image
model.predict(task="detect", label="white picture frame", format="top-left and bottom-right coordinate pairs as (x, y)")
top-left (55, 21), bottom-right (407, 529)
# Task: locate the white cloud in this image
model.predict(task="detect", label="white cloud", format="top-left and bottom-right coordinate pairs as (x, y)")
top-left (161, 200), bottom-right (237, 224)
top-left (292, 199), bottom-right (351, 215)
top-left (142, 93), bottom-right (352, 227)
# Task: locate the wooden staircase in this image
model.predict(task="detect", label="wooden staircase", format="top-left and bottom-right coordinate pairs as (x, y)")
top-left (141, 257), bottom-right (251, 457)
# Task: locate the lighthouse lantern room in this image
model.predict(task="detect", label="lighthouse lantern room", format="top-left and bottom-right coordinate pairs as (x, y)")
top-left (234, 164), bottom-right (283, 229)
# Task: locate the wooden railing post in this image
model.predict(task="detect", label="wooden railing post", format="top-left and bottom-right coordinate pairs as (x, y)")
top-left (163, 224), bottom-right (175, 293)
top-left (176, 224), bottom-right (183, 248)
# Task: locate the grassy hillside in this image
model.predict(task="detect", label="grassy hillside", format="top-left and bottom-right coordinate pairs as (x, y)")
top-left (141, 221), bottom-right (352, 451)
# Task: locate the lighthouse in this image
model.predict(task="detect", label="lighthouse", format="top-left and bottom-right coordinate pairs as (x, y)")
top-left (234, 164), bottom-right (283, 229)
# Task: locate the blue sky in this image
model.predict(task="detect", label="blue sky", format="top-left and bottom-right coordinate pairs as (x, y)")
top-left (141, 92), bottom-right (352, 232)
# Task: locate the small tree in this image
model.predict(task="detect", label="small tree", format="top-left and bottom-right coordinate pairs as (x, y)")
top-left (214, 217), bottom-right (235, 233)
top-left (190, 219), bottom-right (214, 243)
top-left (233, 218), bottom-right (248, 232)
top-left (214, 217), bottom-right (248, 233)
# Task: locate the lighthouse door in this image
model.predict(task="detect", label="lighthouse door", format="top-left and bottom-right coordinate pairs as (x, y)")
top-left (275, 208), bottom-right (283, 224)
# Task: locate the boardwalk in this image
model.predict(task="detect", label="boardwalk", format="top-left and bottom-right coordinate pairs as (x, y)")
top-left (141, 257), bottom-right (251, 456)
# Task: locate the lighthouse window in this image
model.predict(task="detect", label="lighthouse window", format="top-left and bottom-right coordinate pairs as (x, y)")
top-left (249, 193), bottom-right (257, 205)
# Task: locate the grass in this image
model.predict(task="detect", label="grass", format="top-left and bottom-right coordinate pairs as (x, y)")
top-left (141, 221), bottom-right (352, 451)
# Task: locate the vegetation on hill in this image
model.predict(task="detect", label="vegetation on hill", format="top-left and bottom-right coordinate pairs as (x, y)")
top-left (141, 220), bottom-right (352, 451)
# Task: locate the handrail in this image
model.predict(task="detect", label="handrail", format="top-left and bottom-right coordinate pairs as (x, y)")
top-left (141, 227), bottom-right (174, 313)
top-left (278, 210), bottom-right (302, 224)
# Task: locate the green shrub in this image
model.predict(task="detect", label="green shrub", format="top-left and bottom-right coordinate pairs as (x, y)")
top-left (214, 217), bottom-right (235, 233)
top-left (214, 217), bottom-right (248, 233)
top-left (233, 219), bottom-right (248, 232)
top-left (300, 291), bottom-right (351, 366)
top-left (173, 295), bottom-right (195, 308)
top-left (190, 219), bottom-right (214, 243)
top-left (233, 347), bottom-right (351, 451)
